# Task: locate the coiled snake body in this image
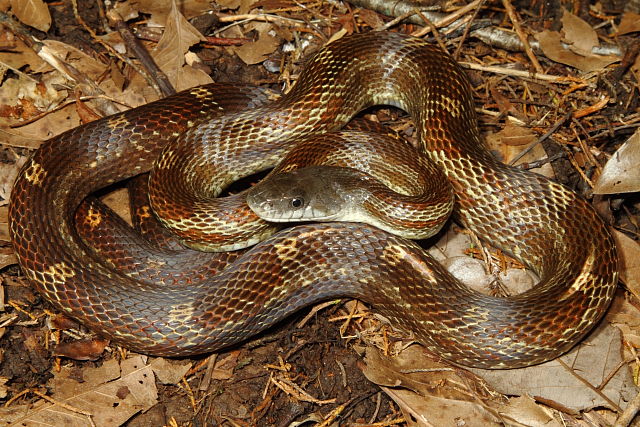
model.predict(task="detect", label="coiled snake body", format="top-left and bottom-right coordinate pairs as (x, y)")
top-left (9, 32), bottom-right (618, 368)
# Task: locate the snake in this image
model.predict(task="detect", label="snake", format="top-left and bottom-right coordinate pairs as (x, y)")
top-left (8, 31), bottom-right (618, 369)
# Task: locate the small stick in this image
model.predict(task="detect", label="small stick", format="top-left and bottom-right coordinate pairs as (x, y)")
top-left (501, 0), bottom-right (543, 73)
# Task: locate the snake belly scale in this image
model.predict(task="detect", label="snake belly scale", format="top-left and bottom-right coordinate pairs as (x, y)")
top-left (9, 31), bottom-right (618, 368)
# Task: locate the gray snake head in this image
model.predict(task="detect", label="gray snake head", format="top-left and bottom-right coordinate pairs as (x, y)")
top-left (246, 166), bottom-right (368, 223)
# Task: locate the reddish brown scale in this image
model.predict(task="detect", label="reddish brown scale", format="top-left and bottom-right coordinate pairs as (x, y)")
top-left (8, 32), bottom-right (618, 368)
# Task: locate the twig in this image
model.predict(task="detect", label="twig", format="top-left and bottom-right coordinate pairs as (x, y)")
top-left (516, 152), bottom-right (565, 170)
top-left (110, 13), bottom-right (175, 97)
top-left (412, 11), bottom-right (446, 51)
top-left (411, 0), bottom-right (484, 37)
top-left (453, 0), bottom-right (485, 60)
top-left (460, 61), bottom-right (582, 84)
top-left (509, 110), bottom-right (573, 166)
top-left (613, 388), bottom-right (640, 427)
top-left (376, 8), bottom-right (422, 31)
top-left (557, 358), bottom-right (622, 413)
top-left (500, 0), bottom-right (543, 73)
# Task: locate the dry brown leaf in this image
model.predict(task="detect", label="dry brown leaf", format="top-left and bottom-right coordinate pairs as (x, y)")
top-left (535, 30), bottom-right (618, 73)
top-left (561, 8), bottom-right (598, 54)
top-left (209, 350), bottom-right (241, 380)
top-left (593, 129), bottom-right (640, 194)
top-left (0, 73), bottom-right (65, 118)
top-left (609, 297), bottom-right (640, 352)
top-left (486, 123), bottom-right (553, 178)
top-left (0, 159), bottom-right (23, 206)
top-left (613, 229), bottom-right (640, 298)
top-left (361, 346), bottom-right (503, 426)
top-left (233, 32), bottom-right (280, 65)
top-left (152, 0), bottom-right (212, 91)
top-left (42, 40), bottom-right (109, 79)
top-left (488, 122), bottom-right (538, 147)
top-left (101, 187), bottom-right (132, 226)
top-left (0, 246), bottom-right (16, 270)
top-left (470, 322), bottom-right (637, 412)
top-left (0, 377), bottom-right (9, 399)
top-left (618, 12), bottom-right (640, 35)
top-left (358, 8), bottom-right (385, 28)
top-left (6, 356), bottom-right (157, 426)
top-left (500, 396), bottom-right (558, 426)
top-left (53, 338), bottom-right (110, 361)
top-left (382, 387), bottom-right (501, 427)
top-left (1, 105), bottom-right (80, 149)
top-left (149, 358), bottom-right (191, 385)
top-left (10, 0), bottom-right (51, 32)
top-left (129, 0), bottom-right (212, 26)
top-left (0, 206), bottom-right (9, 244)
top-left (0, 32), bottom-right (47, 71)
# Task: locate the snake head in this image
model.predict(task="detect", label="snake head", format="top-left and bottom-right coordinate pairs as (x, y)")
top-left (246, 166), bottom-right (364, 223)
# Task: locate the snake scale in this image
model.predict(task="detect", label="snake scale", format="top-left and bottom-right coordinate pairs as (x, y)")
top-left (9, 31), bottom-right (618, 368)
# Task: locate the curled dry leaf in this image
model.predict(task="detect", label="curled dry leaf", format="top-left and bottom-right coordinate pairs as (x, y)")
top-left (485, 123), bottom-right (554, 178)
top-left (53, 338), bottom-right (110, 361)
top-left (535, 29), bottom-right (619, 72)
top-left (152, 0), bottom-right (212, 90)
top-left (593, 129), bottom-right (640, 194)
top-left (0, 377), bottom-right (8, 399)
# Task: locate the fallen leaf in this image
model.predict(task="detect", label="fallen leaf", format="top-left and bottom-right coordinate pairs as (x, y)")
top-left (7, 356), bottom-right (158, 426)
top-left (358, 8), bottom-right (385, 28)
top-left (0, 246), bottom-right (17, 270)
top-left (535, 30), bottom-right (618, 73)
top-left (53, 338), bottom-right (110, 361)
top-left (10, 0), bottom-right (51, 32)
top-left (233, 32), bottom-right (280, 65)
top-left (499, 396), bottom-right (558, 426)
top-left (381, 387), bottom-right (501, 427)
top-left (613, 229), bottom-right (640, 298)
top-left (561, 9), bottom-right (598, 55)
top-left (1, 104), bottom-right (80, 149)
top-left (129, 0), bottom-right (212, 27)
top-left (361, 346), bottom-right (503, 426)
top-left (470, 322), bottom-right (637, 412)
top-left (152, 0), bottom-right (212, 90)
top-left (608, 296), bottom-right (640, 354)
top-left (0, 377), bottom-right (8, 399)
top-left (485, 123), bottom-right (554, 178)
top-left (0, 160), bottom-right (23, 205)
top-left (0, 31), bottom-right (47, 71)
top-left (149, 358), bottom-right (191, 385)
top-left (593, 128), bottom-right (640, 194)
top-left (101, 187), bottom-right (132, 226)
top-left (488, 122), bottom-right (538, 147)
top-left (42, 40), bottom-right (109, 80)
top-left (617, 12), bottom-right (640, 35)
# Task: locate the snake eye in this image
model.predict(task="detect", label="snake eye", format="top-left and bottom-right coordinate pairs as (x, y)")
top-left (290, 197), bottom-right (304, 209)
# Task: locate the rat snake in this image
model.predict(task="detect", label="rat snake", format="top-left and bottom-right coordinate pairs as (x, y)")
top-left (8, 31), bottom-right (618, 368)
